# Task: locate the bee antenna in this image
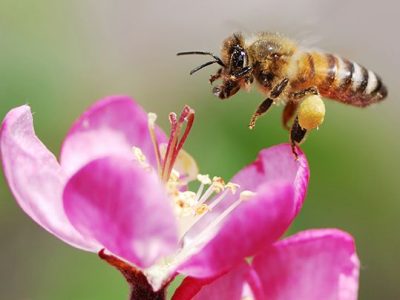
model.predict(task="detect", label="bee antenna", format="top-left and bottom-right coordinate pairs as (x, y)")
top-left (177, 51), bottom-right (225, 67)
top-left (189, 60), bottom-right (221, 75)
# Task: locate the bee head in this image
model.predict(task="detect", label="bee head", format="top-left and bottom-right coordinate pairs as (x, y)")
top-left (220, 33), bottom-right (247, 70)
top-left (211, 33), bottom-right (253, 99)
top-left (177, 32), bottom-right (253, 99)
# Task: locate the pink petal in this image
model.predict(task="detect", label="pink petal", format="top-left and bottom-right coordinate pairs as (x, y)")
top-left (63, 156), bottom-right (179, 268)
top-left (173, 262), bottom-right (254, 300)
top-left (252, 229), bottom-right (359, 300)
top-left (178, 144), bottom-right (309, 278)
top-left (0, 105), bottom-right (98, 251)
top-left (178, 182), bottom-right (296, 278)
top-left (231, 143), bottom-right (309, 215)
top-left (60, 96), bottom-right (166, 176)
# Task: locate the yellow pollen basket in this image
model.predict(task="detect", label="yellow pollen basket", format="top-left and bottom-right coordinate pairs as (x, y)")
top-left (298, 95), bottom-right (326, 130)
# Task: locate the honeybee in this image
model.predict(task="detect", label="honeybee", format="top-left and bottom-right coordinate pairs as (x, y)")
top-left (177, 32), bottom-right (387, 157)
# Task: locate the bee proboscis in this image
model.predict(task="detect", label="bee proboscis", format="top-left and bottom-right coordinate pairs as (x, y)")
top-left (177, 32), bottom-right (387, 157)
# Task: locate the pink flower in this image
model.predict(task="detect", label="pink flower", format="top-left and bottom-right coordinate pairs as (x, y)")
top-left (173, 229), bottom-right (360, 300)
top-left (0, 96), bottom-right (309, 293)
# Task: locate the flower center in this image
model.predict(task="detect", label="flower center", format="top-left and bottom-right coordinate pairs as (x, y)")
top-left (144, 106), bottom-right (255, 247)
top-left (170, 173), bottom-right (240, 242)
top-left (140, 106), bottom-right (255, 290)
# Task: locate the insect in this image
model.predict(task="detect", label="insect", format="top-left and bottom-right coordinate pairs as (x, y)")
top-left (177, 32), bottom-right (387, 157)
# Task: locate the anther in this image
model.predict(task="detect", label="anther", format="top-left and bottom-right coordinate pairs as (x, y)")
top-left (225, 182), bottom-right (240, 194)
top-left (169, 169), bottom-right (180, 182)
top-left (195, 204), bottom-right (209, 215)
top-left (197, 174), bottom-right (211, 185)
top-left (239, 190), bottom-right (256, 201)
top-left (212, 176), bottom-right (225, 193)
top-left (131, 147), bottom-right (151, 171)
top-left (148, 112), bottom-right (157, 125)
top-left (132, 147), bottom-right (146, 163)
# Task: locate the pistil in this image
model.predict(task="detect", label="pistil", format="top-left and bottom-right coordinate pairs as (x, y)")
top-left (164, 107), bottom-right (195, 181)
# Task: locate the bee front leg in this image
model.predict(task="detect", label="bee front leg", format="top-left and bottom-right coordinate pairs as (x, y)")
top-left (248, 78), bottom-right (289, 129)
top-left (290, 116), bottom-right (307, 159)
top-left (209, 68), bottom-right (222, 84)
top-left (248, 98), bottom-right (274, 129)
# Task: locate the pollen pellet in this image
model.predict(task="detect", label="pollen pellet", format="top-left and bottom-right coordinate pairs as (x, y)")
top-left (298, 95), bottom-right (326, 130)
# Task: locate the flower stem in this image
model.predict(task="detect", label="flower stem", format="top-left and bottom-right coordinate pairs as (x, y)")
top-left (98, 249), bottom-right (166, 300)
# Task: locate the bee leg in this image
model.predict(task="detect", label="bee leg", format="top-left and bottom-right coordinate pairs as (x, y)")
top-left (290, 116), bottom-right (307, 159)
top-left (248, 98), bottom-right (274, 129)
top-left (209, 68), bottom-right (222, 84)
top-left (248, 78), bottom-right (289, 129)
top-left (270, 78), bottom-right (289, 98)
top-left (282, 101), bottom-right (299, 130)
top-left (290, 86), bottom-right (319, 100)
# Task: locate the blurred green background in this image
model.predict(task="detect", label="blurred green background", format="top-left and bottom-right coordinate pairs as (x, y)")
top-left (0, 1), bottom-right (399, 299)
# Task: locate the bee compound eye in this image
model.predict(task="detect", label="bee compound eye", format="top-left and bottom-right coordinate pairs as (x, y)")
top-left (231, 47), bottom-right (246, 69)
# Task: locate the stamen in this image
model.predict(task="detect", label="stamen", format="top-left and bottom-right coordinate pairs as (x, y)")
top-left (212, 176), bottom-right (225, 193)
top-left (197, 184), bottom-right (216, 205)
top-left (197, 174), bottom-right (211, 185)
top-left (165, 169), bottom-right (181, 196)
top-left (187, 197), bottom-right (243, 247)
top-left (207, 188), bottom-right (231, 210)
top-left (132, 147), bottom-right (150, 171)
top-left (148, 113), bottom-right (162, 175)
top-left (162, 113), bottom-right (178, 181)
top-left (192, 174), bottom-right (211, 203)
top-left (185, 188), bottom-right (252, 248)
top-left (178, 180), bottom-right (239, 244)
top-left (169, 169), bottom-right (180, 182)
top-left (195, 204), bottom-right (209, 215)
top-left (132, 147), bottom-right (146, 163)
top-left (196, 177), bottom-right (228, 206)
top-left (225, 182), bottom-right (240, 194)
top-left (173, 191), bottom-right (197, 217)
top-left (239, 190), bottom-right (256, 201)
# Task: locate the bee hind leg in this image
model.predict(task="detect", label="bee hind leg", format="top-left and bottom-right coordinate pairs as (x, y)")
top-left (282, 101), bottom-right (299, 130)
top-left (248, 98), bottom-right (274, 129)
top-left (290, 116), bottom-right (307, 159)
top-left (290, 86), bottom-right (319, 100)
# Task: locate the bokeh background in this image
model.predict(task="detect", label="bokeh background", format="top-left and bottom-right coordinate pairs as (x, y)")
top-left (1, 0), bottom-right (399, 299)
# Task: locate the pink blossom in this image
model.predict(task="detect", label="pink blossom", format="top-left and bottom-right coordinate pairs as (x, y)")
top-left (0, 96), bottom-right (309, 293)
top-left (174, 229), bottom-right (359, 300)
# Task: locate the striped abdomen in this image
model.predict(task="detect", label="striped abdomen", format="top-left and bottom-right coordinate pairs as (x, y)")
top-left (288, 51), bottom-right (387, 107)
